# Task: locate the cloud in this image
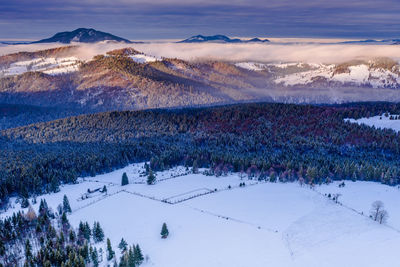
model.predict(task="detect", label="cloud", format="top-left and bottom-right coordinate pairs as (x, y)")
top-left (1, 0), bottom-right (400, 40)
top-left (130, 43), bottom-right (400, 64)
top-left (2, 42), bottom-right (400, 65)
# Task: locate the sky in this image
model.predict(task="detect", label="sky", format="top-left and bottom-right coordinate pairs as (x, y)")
top-left (1, 0), bottom-right (400, 40)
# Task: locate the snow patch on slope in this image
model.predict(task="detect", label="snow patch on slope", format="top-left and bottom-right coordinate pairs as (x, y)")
top-left (129, 54), bottom-right (160, 64)
top-left (0, 57), bottom-right (80, 77)
top-left (235, 62), bottom-right (267, 71)
top-left (274, 63), bottom-right (400, 88)
top-left (345, 114), bottom-right (400, 132)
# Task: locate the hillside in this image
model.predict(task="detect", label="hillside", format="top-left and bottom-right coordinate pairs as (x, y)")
top-left (1, 46), bottom-right (400, 116)
top-left (2, 102), bottom-right (400, 204)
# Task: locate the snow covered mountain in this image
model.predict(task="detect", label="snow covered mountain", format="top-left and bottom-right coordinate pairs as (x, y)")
top-left (32, 28), bottom-right (132, 44)
top-left (235, 58), bottom-right (400, 89)
top-left (1, 45), bottom-right (400, 112)
top-left (178, 35), bottom-right (269, 43)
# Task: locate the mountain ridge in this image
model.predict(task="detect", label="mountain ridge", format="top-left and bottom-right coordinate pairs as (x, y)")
top-left (178, 35), bottom-right (270, 43)
top-left (32, 28), bottom-right (133, 44)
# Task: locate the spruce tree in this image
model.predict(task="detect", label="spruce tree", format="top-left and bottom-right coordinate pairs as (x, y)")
top-left (25, 239), bottom-right (32, 260)
top-left (107, 238), bottom-right (115, 260)
top-left (134, 244), bottom-right (144, 265)
top-left (63, 195), bottom-right (72, 213)
top-left (161, 223), bottom-right (169, 239)
top-left (128, 247), bottom-right (135, 267)
top-left (91, 247), bottom-right (99, 267)
top-left (121, 172), bottom-right (129, 186)
top-left (39, 199), bottom-right (49, 216)
top-left (93, 222), bottom-right (104, 242)
top-left (61, 212), bottom-right (69, 227)
top-left (118, 238), bottom-right (128, 253)
top-left (147, 170), bottom-right (156, 185)
top-left (84, 222), bottom-right (92, 240)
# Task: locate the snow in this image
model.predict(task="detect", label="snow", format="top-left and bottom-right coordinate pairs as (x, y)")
top-left (0, 57), bottom-right (80, 77)
top-left (274, 64), bottom-right (334, 86)
top-left (129, 54), bottom-right (160, 64)
top-left (332, 64), bottom-right (370, 84)
top-left (235, 62), bottom-right (266, 71)
top-left (274, 63), bottom-right (400, 88)
top-left (267, 62), bottom-right (305, 69)
top-left (1, 163), bottom-right (400, 267)
top-left (345, 114), bottom-right (400, 132)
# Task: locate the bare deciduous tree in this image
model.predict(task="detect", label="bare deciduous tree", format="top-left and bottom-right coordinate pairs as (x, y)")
top-left (370, 200), bottom-right (384, 221)
top-left (370, 200), bottom-right (389, 224)
top-left (378, 209), bottom-right (389, 224)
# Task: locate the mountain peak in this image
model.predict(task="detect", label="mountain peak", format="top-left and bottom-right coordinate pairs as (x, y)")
top-left (32, 28), bottom-right (132, 44)
top-left (178, 35), bottom-right (269, 43)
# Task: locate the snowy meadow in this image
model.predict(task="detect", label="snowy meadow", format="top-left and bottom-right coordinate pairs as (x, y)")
top-left (2, 163), bottom-right (400, 267)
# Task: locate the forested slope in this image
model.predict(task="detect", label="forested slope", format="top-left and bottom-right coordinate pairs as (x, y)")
top-left (1, 102), bottom-right (400, 205)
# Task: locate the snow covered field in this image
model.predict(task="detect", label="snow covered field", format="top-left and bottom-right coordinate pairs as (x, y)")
top-left (2, 163), bottom-right (400, 267)
top-left (346, 114), bottom-right (400, 132)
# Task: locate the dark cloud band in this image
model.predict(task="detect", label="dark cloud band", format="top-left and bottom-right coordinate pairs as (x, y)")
top-left (1, 0), bottom-right (399, 39)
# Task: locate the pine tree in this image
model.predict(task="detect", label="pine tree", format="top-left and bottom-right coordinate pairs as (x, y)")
top-left (107, 238), bottom-right (115, 260)
top-left (63, 195), bottom-right (72, 213)
top-left (93, 222), bottom-right (104, 242)
top-left (147, 169), bottom-right (156, 185)
top-left (118, 238), bottom-right (128, 253)
top-left (91, 247), bottom-right (99, 267)
top-left (121, 172), bottom-right (129, 186)
top-left (69, 229), bottom-right (76, 243)
top-left (161, 223), bottom-right (169, 239)
top-left (84, 222), bottom-right (92, 240)
top-left (25, 239), bottom-right (32, 260)
top-left (61, 212), bottom-right (69, 227)
top-left (128, 247), bottom-right (135, 267)
top-left (39, 199), bottom-right (49, 216)
top-left (134, 244), bottom-right (144, 265)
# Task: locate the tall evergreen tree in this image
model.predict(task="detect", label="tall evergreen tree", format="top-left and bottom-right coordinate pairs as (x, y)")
top-left (147, 170), bottom-right (156, 185)
top-left (118, 238), bottom-right (128, 253)
top-left (134, 244), bottom-right (144, 265)
top-left (25, 239), bottom-right (32, 260)
top-left (121, 172), bottom-right (129, 186)
top-left (93, 222), bottom-right (104, 242)
top-left (107, 238), bottom-right (115, 260)
top-left (63, 195), bottom-right (72, 213)
top-left (161, 223), bottom-right (169, 239)
top-left (91, 247), bottom-right (99, 267)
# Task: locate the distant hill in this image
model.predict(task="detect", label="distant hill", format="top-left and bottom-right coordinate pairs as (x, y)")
top-left (339, 39), bottom-right (400, 45)
top-left (178, 35), bottom-right (269, 43)
top-left (32, 28), bottom-right (132, 44)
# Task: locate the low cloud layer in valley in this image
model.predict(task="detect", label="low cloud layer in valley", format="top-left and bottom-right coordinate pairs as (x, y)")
top-left (2, 41), bottom-right (400, 64)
